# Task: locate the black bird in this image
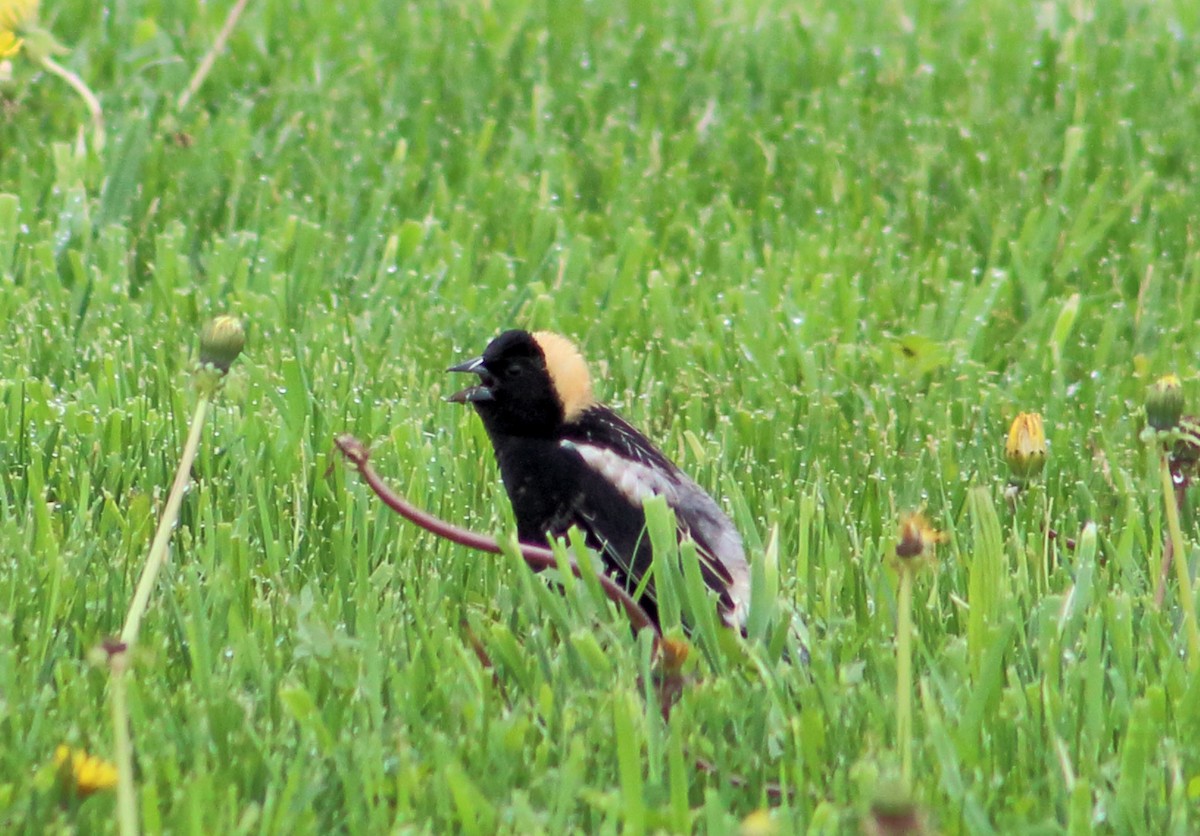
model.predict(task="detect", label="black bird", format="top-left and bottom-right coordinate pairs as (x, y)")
top-left (448, 329), bottom-right (750, 629)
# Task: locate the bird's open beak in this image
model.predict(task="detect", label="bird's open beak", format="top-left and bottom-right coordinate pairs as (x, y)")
top-left (447, 355), bottom-right (496, 403)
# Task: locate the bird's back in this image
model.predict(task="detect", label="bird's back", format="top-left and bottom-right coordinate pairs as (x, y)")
top-left (489, 406), bottom-right (749, 626)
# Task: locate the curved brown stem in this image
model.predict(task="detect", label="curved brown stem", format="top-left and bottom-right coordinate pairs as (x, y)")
top-left (333, 434), bottom-right (660, 637)
top-left (334, 435), bottom-right (796, 802)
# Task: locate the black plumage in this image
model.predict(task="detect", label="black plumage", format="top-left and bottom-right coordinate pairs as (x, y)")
top-left (448, 329), bottom-right (750, 628)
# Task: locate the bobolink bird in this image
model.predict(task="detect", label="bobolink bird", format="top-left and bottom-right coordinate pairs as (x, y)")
top-left (448, 329), bottom-right (750, 629)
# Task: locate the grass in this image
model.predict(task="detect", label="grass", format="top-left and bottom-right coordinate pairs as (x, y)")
top-left (3, 0), bottom-right (1200, 831)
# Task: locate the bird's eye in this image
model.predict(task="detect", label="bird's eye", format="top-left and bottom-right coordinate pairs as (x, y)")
top-left (504, 365), bottom-right (525, 379)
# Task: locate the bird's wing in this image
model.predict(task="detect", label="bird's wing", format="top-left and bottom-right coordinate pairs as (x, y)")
top-left (560, 434), bottom-right (749, 626)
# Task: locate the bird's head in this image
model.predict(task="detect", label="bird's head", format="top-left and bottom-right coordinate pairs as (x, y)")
top-left (448, 330), bottom-right (595, 435)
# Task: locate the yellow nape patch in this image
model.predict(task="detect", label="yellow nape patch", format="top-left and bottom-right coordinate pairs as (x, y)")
top-left (532, 331), bottom-right (596, 422)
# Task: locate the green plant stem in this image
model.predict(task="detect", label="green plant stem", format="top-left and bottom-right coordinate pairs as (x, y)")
top-left (1160, 452), bottom-right (1200, 668)
top-left (108, 391), bottom-right (212, 833)
top-left (177, 0), bottom-right (250, 111)
top-left (121, 394), bottom-right (211, 645)
top-left (897, 565), bottom-right (914, 789)
top-left (110, 660), bottom-right (138, 836)
top-left (38, 55), bottom-right (105, 148)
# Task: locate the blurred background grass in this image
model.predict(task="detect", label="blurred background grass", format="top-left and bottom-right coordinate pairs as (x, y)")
top-left (2, 0), bottom-right (1199, 831)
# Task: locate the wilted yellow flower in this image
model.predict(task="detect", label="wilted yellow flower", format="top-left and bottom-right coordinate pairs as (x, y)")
top-left (54, 745), bottom-right (118, 796)
top-left (1146, 374), bottom-right (1184, 432)
top-left (650, 636), bottom-right (693, 721)
top-left (1005, 412), bottom-right (1047, 487)
top-left (199, 314), bottom-right (246, 373)
top-left (894, 512), bottom-right (944, 563)
top-left (0, 0), bottom-right (38, 56)
top-left (656, 636), bottom-right (690, 675)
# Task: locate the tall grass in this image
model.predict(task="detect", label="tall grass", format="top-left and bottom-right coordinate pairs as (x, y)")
top-left (2, 0), bottom-right (1199, 831)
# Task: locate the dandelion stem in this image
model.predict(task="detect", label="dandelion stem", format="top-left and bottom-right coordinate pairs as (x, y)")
top-left (1154, 480), bottom-right (1188, 609)
top-left (110, 658), bottom-right (138, 836)
top-left (38, 55), bottom-right (104, 148)
top-left (1160, 451), bottom-right (1200, 668)
top-left (897, 565), bottom-right (914, 789)
top-left (177, 0), bottom-right (250, 111)
top-left (120, 395), bottom-right (211, 646)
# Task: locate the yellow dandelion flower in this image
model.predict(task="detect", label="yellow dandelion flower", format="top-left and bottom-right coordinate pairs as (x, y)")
top-left (0, 0), bottom-right (37, 57)
top-left (54, 744), bottom-right (119, 796)
top-left (0, 0), bottom-right (39, 28)
top-left (0, 0), bottom-right (38, 56)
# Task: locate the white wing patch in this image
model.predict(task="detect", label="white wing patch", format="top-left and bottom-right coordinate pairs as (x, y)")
top-left (564, 441), bottom-right (679, 507)
top-left (563, 438), bottom-right (752, 629)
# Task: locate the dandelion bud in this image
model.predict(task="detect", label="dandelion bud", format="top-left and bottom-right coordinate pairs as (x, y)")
top-left (866, 782), bottom-right (927, 835)
top-left (199, 315), bottom-right (246, 373)
top-left (739, 809), bottom-right (778, 836)
top-left (1146, 374), bottom-right (1184, 432)
top-left (1005, 412), bottom-right (1047, 487)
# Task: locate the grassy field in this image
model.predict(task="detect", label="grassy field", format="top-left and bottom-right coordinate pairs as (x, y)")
top-left (3, 0), bottom-right (1200, 831)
